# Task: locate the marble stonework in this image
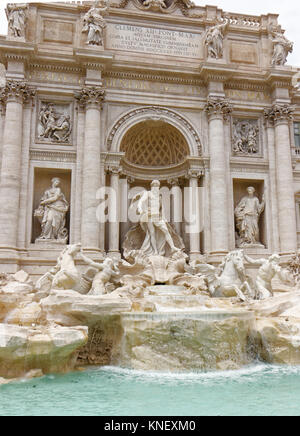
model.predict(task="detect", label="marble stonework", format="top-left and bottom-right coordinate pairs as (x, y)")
top-left (0, 0), bottom-right (299, 276)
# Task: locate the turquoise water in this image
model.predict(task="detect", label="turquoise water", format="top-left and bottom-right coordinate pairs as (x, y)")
top-left (1, 364), bottom-right (300, 416)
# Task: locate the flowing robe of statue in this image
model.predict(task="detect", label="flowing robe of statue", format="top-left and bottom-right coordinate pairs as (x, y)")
top-left (271, 31), bottom-right (293, 66)
top-left (235, 189), bottom-right (265, 247)
top-left (205, 20), bottom-right (228, 59)
top-left (7, 5), bottom-right (27, 38)
top-left (123, 181), bottom-right (184, 260)
top-left (35, 178), bottom-right (69, 241)
top-left (82, 4), bottom-right (107, 46)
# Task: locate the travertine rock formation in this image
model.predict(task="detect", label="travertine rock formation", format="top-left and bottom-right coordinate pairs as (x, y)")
top-left (0, 324), bottom-right (88, 378)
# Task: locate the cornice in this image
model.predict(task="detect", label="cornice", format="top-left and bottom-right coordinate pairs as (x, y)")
top-left (104, 70), bottom-right (203, 87)
top-left (29, 63), bottom-right (84, 74)
top-left (225, 81), bottom-right (270, 92)
top-left (30, 149), bottom-right (77, 163)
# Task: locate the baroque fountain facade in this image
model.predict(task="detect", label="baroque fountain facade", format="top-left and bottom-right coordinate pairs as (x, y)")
top-left (1, 0), bottom-right (300, 380)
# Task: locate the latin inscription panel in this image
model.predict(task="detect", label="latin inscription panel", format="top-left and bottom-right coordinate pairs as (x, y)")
top-left (106, 23), bottom-right (202, 59)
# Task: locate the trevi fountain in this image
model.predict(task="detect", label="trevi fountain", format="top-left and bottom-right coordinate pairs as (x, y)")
top-left (1, 0), bottom-right (300, 417)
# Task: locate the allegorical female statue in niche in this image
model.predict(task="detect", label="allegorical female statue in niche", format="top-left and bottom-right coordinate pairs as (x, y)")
top-left (34, 178), bottom-right (69, 243)
top-left (235, 187), bottom-right (265, 248)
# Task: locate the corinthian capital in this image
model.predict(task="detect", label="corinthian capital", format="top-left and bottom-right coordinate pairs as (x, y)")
top-left (264, 104), bottom-right (294, 124)
top-left (204, 97), bottom-right (233, 121)
top-left (0, 80), bottom-right (35, 104)
top-left (75, 86), bottom-right (105, 109)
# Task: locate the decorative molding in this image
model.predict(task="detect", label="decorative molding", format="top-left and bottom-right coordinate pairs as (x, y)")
top-left (30, 150), bottom-right (77, 163)
top-left (105, 70), bottom-right (203, 87)
top-left (74, 86), bottom-right (105, 108)
top-left (264, 104), bottom-right (294, 124)
top-left (29, 63), bottom-right (84, 74)
top-left (204, 97), bottom-right (233, 121)
top-left (0, 80), bottom-right (35, 104)
top-left (110, 0), bottom-right (196, 17)
top-left (186, 169), bottom-right (204, 179)
top-left (105, 165), bottom-right (123, 175)
top-left (225, 82), bottom-right (269, 92)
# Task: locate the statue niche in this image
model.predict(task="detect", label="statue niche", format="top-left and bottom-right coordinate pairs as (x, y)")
top-left (123, 180), bottom-right (185, 262)
top-left (235, 186), bottom-right (265, 248)
top-left (34, 177), bottom-right (69, 244)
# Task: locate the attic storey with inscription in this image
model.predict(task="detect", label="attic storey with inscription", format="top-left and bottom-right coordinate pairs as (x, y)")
top-left (0, 0), bottom-right (300, 276)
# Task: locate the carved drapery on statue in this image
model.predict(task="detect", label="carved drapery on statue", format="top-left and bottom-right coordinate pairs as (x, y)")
top-left (270, 27), bottom-right (293, 66)
top-left (34, 178), bottom-right (69, 243)
top-left (6, 3), bottom-right (28, 39)
top-left (235, 187), bottom-right (265, 248)
top-left (82, 1), bottom-right (108, 46)
top-left (205, 19), bottom-right (228, 59)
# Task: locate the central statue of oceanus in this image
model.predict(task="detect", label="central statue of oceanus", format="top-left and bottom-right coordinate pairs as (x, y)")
top-left (123, 180), bottom-right (184, 260)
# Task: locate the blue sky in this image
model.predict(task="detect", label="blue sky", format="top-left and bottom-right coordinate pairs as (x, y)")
top-left (0, 0), bottom-right (299, 66)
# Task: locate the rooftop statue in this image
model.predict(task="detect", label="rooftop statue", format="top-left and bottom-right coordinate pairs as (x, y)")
top-left (270, 28), bottom-right (293, 66)
top-left (205, 19), bottom-right (228, 59)
top-left (6, 3), bottom-right (27, 39)
top-left (82, 0), bottom-right (108, 46)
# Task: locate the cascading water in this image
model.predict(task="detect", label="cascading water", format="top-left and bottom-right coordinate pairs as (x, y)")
top-left (115, 285), bottom-right (256, 372)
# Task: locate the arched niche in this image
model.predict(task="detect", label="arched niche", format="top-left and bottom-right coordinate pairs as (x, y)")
top-left (106, 106), bottom-right (202, 158)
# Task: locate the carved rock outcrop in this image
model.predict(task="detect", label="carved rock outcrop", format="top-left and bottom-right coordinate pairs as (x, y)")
top-left (41, 290), bottom-right (132, 326)
top-left (0, 324), bottom-right (88, 378)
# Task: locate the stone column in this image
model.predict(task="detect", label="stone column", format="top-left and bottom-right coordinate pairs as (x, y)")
top-left (264, 114), bottom-right (280, 252)
top-left (168, 178), bottom-right (182, 236)
top-left (0, 81), bottom-right (35, 249)
top-left (186, 170), bottom-right (202, 259)
top-left (205, 98), bottom-right (232, 254)
top-left (75, 87), bottom-right (105, 252)
top-left (107, 166), bottom-right (121, 259)
top-left (265, 104), bottom-right (297, 254)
